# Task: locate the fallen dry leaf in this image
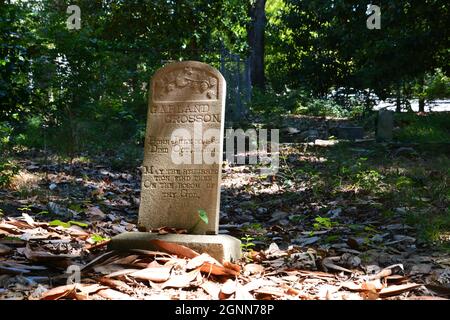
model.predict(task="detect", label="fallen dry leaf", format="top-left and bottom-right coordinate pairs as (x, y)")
top-left (199, 262), bottom-right (239, 277)
top-left (85, 239), bottom-right (111, 251)
top-left (379, 283), bottom-right (422, 297)
top-left (40, 284), bottom-right (77, 300)
top-left (201, 280), bottom-right (221, 299)
top-left (129, 265), bottom-right (172, 282)
top-left (243, 263), bottom-right (265, 275)
top-left (243, 278), bottom-right (278, 292)
top-left (96, 288), bottom-right (131, 300)
top-left (223, 261), bottom-right (241, 273)
top-left (5, 218), bottom-right (33, 229)
top-left (93, 264), bottom-right (128, 275)
top-left (98, 277), bottom-right (134, 294)
top-left (22, 244), bottom-right (78, 262)
top-left (186, 253), bottom-right (222, 270)
top-left (160, 269), bottom-right (201, 289)
top-left (86, 206), bottom-right (106, 221)
top-left (318, 284), bottom-right (340, 299)
top-left (0, 223), bottom-right (22, 235)
top-left (149, 239), bottom-right (199, 259)
top-left (254, 286), bottom-right (286, 298)
top-left (322, 256), bottom-right (353, 273)
top-left (105, 268), bottom-right (140, 278)
top-left (407, 296), bottom-right (448, 300)
top-left (369, 264), bottom-right (404, 280)
top-left (235, 283), bottom-right (255, 300)
top-left (21, 213), bottom-right (35, 227)
top-left (219, 279), bottom-right (237, 299)
top-left (0, 243), bottom-right (12, 256)
top-left (77, 284), bottom-right (109, 296)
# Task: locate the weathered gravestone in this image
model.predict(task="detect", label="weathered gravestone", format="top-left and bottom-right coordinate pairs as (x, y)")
top-left (110, 61), bottom-right (241, 261)
top-left (376, 109), bottom-right (394, 142)
top-left (138, 61), bottom-right (225, 235)
top-left (335, 126), bottom-right (365, 140)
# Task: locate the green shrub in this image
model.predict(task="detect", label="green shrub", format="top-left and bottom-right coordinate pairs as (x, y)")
top-left (0, 122), bottom-right (19, 187)
top-left (249, 89), bottom-right (364, 120)
top-left (394, 113), bottom-right (450, 143)
top-left (0, 159), bottom-right (19, 188)
top-left (110, 143), bottom-right (143, 170)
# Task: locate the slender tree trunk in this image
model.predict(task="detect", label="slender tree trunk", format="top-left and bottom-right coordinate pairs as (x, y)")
top-left (396, 84), bottom-right (401, 112)
top-left (418, 97), bottom-right (425, 112)
top-left (418, 76), bottom-right (425, 112)
top-left (248, 0), bottom-right (266, 91)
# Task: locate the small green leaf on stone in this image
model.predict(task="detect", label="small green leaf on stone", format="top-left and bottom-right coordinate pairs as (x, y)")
top-left (198, 209), bottom-right (209, 225)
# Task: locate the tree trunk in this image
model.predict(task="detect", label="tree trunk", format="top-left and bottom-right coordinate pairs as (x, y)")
top-left (418, 98), bottom-right (425, 112)
top-left (396, 84), bottom-right (401, 112)
top-left (418, 76), bottom-right (425, 112)
top-left (248, 0), bottom-right (266, 91)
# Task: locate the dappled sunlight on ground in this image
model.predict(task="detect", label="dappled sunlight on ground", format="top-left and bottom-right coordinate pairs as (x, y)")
top-left (0, 139), bottom-right (449, 299)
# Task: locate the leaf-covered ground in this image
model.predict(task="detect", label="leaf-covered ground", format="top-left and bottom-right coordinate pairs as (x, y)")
top-left (0, 138), bottom-right (449, 300)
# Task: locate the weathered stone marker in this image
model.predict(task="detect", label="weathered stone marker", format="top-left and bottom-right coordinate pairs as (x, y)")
top-left (138, 61), bottom-right (225, 235)
top-left (336, 126), bottom-right (364, 140)
top-left (376, 109), bottom-right (394, 142)
top-left (110, 61), bottom-right (241, 261)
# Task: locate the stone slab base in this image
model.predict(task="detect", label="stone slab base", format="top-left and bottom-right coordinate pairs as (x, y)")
top-left (109, 232), bottom-right (242, 262)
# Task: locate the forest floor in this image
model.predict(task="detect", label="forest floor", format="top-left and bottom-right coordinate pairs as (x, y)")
top-left (0, 136), bottom-right (449, 300)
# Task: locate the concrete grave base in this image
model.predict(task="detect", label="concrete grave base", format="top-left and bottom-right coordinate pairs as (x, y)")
top-left (109, 232), bottom-right (242, 262)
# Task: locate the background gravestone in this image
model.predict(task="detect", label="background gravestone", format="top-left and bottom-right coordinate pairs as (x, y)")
top-left (138, 61), bottom-right (225, 235)
top-left (377, 110), bottom-right (394, 142)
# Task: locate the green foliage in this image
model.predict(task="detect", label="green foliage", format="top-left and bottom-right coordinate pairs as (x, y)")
top-left (0, 2), bottom-right (34, 121)
top-left (394, 113), bottom-right (450, 143)
top-left (279, 0), bottom-right (449, 99)
top-left (197, 209), bottom-right (209, 225)
top-left (49, 220), bottom-right (89, 228)
top-left (69, 221), bottom-right (89, 228)
top-left (0, 159), bottom-right (19, 188)
top-left (110, 143), bottom-right (143, 170)
top-left (240, 234), bottom-right (256, 253)
top-left (189, 209), bottom-right (210, 233)
top-left (406, 208), bottom-right (450, 246)
top-left (425, 69), bottom-right (450, 100)
top-left (1, 0), bottom-right (249, 157)
top-left (324, 235), bottom-right (339, 243)
top-left (313, 216), bottom-right (336, 230)
top-left (242, 222), bottom-right (267, 240)
top-left (289, 214), bottom-right (305, 223)
top-left (49, 220), bottom-right (71, 228)
top-left (250, 88), bottom-right (362, 120)
top-left (295, 98), bottom-right (358, 118)
top-left (0, 122), bottom-right (19, 188)
top-left (355, 169), bottom-right (383, 191)
top-left (396, 176), bottom-right (414, 189)
top-left (90, 234), bottom-right (110, 243)
top-left (249, 89), bottom-right (307, 123)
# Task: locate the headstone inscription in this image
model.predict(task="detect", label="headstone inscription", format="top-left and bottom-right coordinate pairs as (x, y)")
top-left (138, 61), bottom-right (226, 235)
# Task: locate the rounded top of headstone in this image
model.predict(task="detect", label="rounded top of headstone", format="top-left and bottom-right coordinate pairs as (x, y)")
top-left (151, 61), bottom-right (225, 102)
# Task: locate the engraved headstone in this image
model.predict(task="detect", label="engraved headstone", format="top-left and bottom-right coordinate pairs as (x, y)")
top-left (138, 61), bottom-right (225, 235)
top-left (376, 109), bottom-right (394, 142)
